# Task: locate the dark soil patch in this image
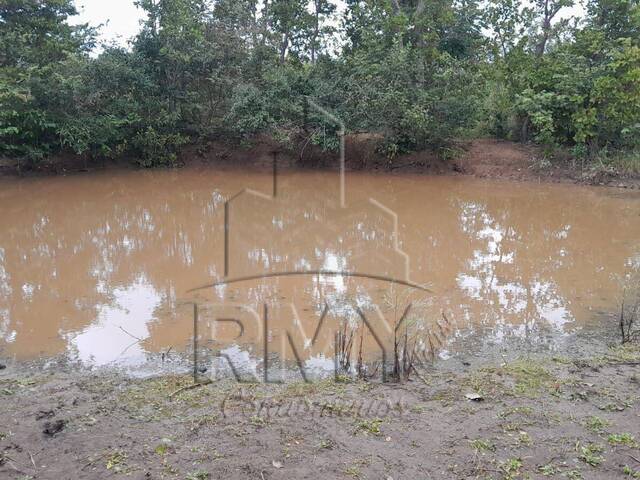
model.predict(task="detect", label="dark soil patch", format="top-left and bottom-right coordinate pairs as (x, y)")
top-left (42, 420), bottom-right (66, 437)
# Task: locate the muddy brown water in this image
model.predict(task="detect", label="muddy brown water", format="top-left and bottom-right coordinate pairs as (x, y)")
top-left (0, 167), bottom-right (639, 371)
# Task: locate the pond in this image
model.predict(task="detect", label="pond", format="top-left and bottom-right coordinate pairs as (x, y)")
top-left (1, 167), bottom-right (639, 371)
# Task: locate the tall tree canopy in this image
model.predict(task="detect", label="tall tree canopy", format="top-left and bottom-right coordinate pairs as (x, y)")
top-left (0, 0), bottom-right (639, 167)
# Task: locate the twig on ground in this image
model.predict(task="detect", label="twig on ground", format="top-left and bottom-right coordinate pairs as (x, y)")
top-left (410, 365), bottom-right (430, 385)
top-left (117, 326), bottom-right (142, 341)
top-left (81, 452), bottom-right (108, 471)
top-left (169, 379), bottom-right (212, 400)
top-left (626, 453), bottom-right (640, 465)
top-left (4, 455), bottom-right (28, 475)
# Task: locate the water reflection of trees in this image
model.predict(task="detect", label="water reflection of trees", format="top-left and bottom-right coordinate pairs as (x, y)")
top-left (445, 184), bottom-right (640, 348)
top-left (0, 172), bottom-right (638, 364)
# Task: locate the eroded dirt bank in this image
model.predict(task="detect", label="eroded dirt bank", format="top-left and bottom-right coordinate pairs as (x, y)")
top-left (1, 344), bottom-right (639, 479)
top-left (456, 139), bottom-right (640, 189)
top-left (2, 137), bottom-right (639, 189)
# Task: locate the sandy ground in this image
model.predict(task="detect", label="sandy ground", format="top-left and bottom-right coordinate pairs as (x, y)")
top-left (1, 343), bottom-right (639, 480)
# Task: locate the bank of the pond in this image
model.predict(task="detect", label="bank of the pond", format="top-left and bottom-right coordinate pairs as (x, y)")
top-left (2, 137), bottom-right (639, 190)
top-left (1, 343), bottom-right (639, 479)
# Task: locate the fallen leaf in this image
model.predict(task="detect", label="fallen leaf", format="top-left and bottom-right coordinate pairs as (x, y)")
top-left (465, 393), bottom-right (484, 402)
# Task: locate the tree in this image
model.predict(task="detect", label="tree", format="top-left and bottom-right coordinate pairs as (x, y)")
top-left (266, 0), bottom-right (313, 63)
top-left (0, 0), bottom-right (94, 68)
top-left (483, 0), bottom-right (529, 59)
top-left (0, 0), bottom-right (94, 162)
top-left (310, 0), bottom-right (337, 63)
top-left (587, 0), bottom-right (640, 40)
top-left (0, 0), bottom-right (638, 168)
top-left (532, 0), bottom-right (574, 57)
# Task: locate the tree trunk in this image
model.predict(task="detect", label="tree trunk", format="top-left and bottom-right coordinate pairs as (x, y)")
top-left (521, 116), bottom-right (530, 143)
top-left (535, 0), bottom-right (562, 57)
top-left (535, 18), bottom-right (551, 57)
top-left (311, 3), bottom-right (319, 64)
top-left (280, 33), bottom-right (288, 64)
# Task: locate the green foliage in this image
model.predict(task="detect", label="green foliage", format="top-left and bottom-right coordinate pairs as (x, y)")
top-left (482, 0), bottom-right (640, 162)
top-left (0, 0), bottom-right (95, 67)
top-left (133, 127), bottom-right (187, 167)
top-left (624, 465), bottom-right (640, 478)
top-left (584, 415), bottom-right (610, 432)
top-left (1, 0), bottom-right (639, 168)
top-left (470, 438), bottom-right (497, 452)
top-left (607, 432), bottom-right (638, 447)
top-left (579, 443), bottom-right (605, 466)
top-left (338, 0), bottom-right (484, 158)
top-left (0, 0), bottom-right (95, 162)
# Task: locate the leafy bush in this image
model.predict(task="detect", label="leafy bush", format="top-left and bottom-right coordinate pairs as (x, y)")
top-left (1, 0), bottom-right (639, 170)
top-left (132, 127), bottom-right (188, 167)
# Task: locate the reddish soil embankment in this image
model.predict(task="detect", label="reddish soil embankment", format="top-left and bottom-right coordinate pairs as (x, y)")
top-left (457, 138), bottom-right (537, 181)
top-left (2, 136), bottom-right (639, 189)
top-left (457, 138), bottom-right (640, 189)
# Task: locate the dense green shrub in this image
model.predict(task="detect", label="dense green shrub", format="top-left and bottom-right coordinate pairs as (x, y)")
top-left (1, 0), bottom-right (639, 168)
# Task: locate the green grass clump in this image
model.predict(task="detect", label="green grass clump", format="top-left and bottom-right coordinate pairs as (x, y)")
top-left (499, 458), bottom-right (523, 479)
top-left (504, 361), bottom-right (554, 396)
top-left (354, 418), bottom-right (383, 436)
top-left (608, 433), bottom-right (638, 448)
top-left (579, 443), bottom-right (604, 467)
top-left (470, 438), bottom-right (496, 453)
top-left (584, 415), bottom-right (609, 433)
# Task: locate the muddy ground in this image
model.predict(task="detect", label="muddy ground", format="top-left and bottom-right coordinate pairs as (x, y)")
top-left (2, 137), bottom-right (639, 190)
top-left (1, 342), bottom-right (639, 480)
